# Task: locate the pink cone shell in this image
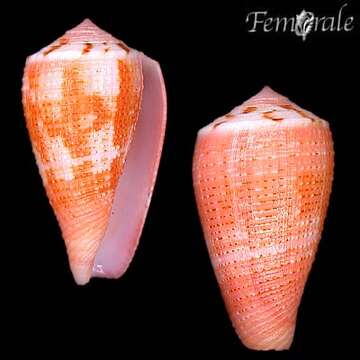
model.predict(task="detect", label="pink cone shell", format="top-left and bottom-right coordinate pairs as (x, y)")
top-left (192, 86), bottom-right (334, 350)
top-left (22, 19), bottom-right (167, 285)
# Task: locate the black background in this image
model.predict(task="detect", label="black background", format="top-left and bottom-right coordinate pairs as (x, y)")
top-left (6, 0), bottom-right (359, 358)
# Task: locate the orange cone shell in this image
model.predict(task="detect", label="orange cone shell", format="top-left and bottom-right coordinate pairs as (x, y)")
top-left (192, 87), bottom-right (334, 350)
top-left (22, 19), bottom-right (166, 284)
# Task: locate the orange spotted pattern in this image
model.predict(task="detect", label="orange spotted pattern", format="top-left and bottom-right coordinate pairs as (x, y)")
top-left (22, 55), bottom-right (142, 276)
top-left (193, 123), bottom-right (334, 350)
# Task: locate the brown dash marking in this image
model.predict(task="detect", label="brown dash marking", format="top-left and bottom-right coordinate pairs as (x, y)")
top-left (213, 114), bottom-right (236, 128)
top-left (263, 110), bottom-right (283, 121)
top-left (43, 37), bottom-right (69, 56)
top-left (82, 42), bottom-right (93, 54)
top-left (280, 104), bottom-right (315, 121)
top-left (279, 104), bottom-right (294, 110)
top-left (117, 41), bottom-right (130, 53)
top-left (213, 120), bottom-right (227, 128)
top-left (242, 106), bottom-right (257, 114)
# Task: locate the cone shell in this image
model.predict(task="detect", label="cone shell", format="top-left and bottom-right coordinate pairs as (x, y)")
top-left (193, 87), bottom-right (334, 350)
top-left (22, 19), bottom-right (167, 285)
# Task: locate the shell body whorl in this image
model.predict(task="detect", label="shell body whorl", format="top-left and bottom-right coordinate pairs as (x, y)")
top-left (193, 87), bottom-right (334, 350)
top-left (22, 19), bottom-right (167, 284)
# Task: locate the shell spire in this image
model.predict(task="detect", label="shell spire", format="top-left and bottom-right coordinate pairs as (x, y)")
top-left (244, 86), bottom-right (287, 104)
top-left (193, 86), bottom-right (334, 350)
top-left (22, 20), bottom-right (167, 285)
top-left (61, 18), bottom-right (110, 40)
